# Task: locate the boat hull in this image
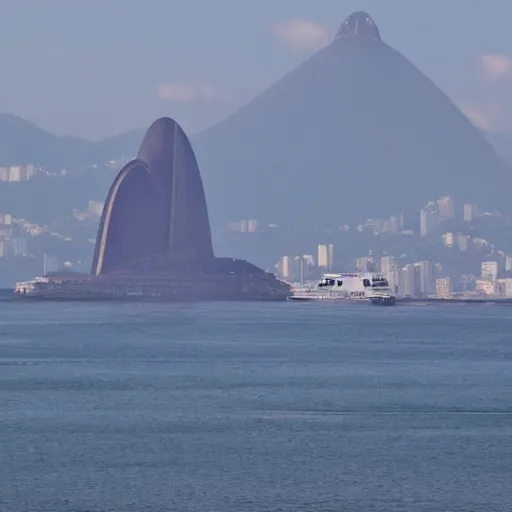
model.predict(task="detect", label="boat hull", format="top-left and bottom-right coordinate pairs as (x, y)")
top-left (369, 295), bottom-right (396, 306)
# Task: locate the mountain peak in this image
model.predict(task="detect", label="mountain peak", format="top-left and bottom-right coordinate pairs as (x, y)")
top-left (194, 9), bottom-right (509, 231)
top-left (335, 11), bottom-right (381, 41)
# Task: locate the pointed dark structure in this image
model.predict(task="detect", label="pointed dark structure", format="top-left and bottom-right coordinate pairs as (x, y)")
top-left (15, 117), bottom-right (290, 300)
top-left (92, 117), bottom-right (214, 275)
top-left (335, 11), bottom-right (381, 39)
top-left (41, 116), bottom-right (292, 302)
top-left (194, 11), bottom-right (511, 230)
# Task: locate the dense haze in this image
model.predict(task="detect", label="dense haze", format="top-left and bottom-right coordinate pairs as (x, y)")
top-left (195, 17), bottom-right (511, 228)
top-left (3, 6), bottom-right (512, 511)
top-left (0, 11), bottom-right (511, 229)
top-left (1, 3), bottom-right (512, 289)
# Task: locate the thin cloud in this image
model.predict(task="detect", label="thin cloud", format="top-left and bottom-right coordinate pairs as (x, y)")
top-left (157, 83), bottom-right (225, 104)
top-left (478, 52), bottom-right (512, 81)
top-left (461, 102), bottom-right (501, 132)
top-left (272, 19), bottom-right (329, 51)
top-left (460, 53), bottom-right (512, 135)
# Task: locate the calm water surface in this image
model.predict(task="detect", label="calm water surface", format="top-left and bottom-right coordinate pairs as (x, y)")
top-left (1, 301), bottom-right (511, 511)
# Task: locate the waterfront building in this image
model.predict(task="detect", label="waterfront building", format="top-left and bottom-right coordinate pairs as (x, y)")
top-left (416, 260), bottom-right (435, 297)
top-left (277, 256), bottom-right (294, 280)
top-left (92, 117), bottom-right (214, 275)
top-left (463, 203), bottom-right (475, 222)
top-left (18, 117), bottom-right (291, 302)
top-left (496, 278), bottom-right (512, 297)
top-left (442, 233), bottom-right (454, 247)
top-left (476, 278), bottom-right (495, 295)
top-left (400, 264), bottom-right (416, 297)
top-left (481, 261), bottom-right (498, 281)
top-left (8, 166), bottom-right (22, 181)
top-left (437, 196), bottom-right (455, 219)
top-left (420, 208), bottom-right (439, 237)
top-left (457, 234), bottom-right (469, 252)
top-left (380, 256), bottom-right (395, 275)
top-left (436, 277), bottom-right (452, 298)
top-left (318, 244), bottom-right (334, 271)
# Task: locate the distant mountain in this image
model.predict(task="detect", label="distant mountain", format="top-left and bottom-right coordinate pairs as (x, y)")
top-left (1, 12), bottom-right (511, 232)
top-left (194, 11), bottom-right (512, 229)
top-left (0, 115), bottom-right (145, 225)
top-left (0, 114), bottom-right (97, 168)
top-left (483, 131), bottom-right (512, 166)
top-left (0, 113), bottom-right (143, 169)
top-left (97, 128), bottom-right (145, 162)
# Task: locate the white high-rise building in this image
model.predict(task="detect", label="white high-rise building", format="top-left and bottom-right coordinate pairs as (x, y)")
top-left (416, 260), bottom-right (434, 297)
top-left (43, 254), bottom-right (60, 274)
top-left (420, 209), bottom-right (439, 237)
top-left (400, 264), bottom-right (416, 297)
top-left (381, 256), bottom-right (399, 294)
top-left (10, 237), bottom-right (28, 256)
top-left (506, 256), bottom-right (512, 272)
top-left (496, 278), bottom-right (512, 297)
top-left (355, 257), bottom-right (369, 272)
top-left (481, 261), bottom-right (498, 281)
top-left (476, 279), bottom-right (495, 295)
top-left (277, 256), bottom-right (293, 279)
top-left (389, 216), bottom-right (399, 234)
top-left (398, 212), bottom-right (405, 231)
top-left (436, 277), bottom-right (452, 297)
top-left (442, 233), bottom-right (454, 247)
top-left (437, 196), bottom-right (455, 218)
top-left (247, 220), bottom-right (258, 232)
top-left (0, 213), bottom-right (12, 225)
top-left (420, 209), bottom-right (429, 237)
top-left (457, 234), bottom-right (469, 252)
top-left (318, 244), bottom-right (334, 270)
top-left (380, 256), bottom-right (395, 275)
top-left (8, 166), bottom-right (22, 182)
top-left (25, 164), bottom-right (36, 179)
top-left (390, 269), bottom-right (401, 296)
top-left (294, 255), bottom-right (314, 285)
top-left (463, 203), bottom-right (475, 222)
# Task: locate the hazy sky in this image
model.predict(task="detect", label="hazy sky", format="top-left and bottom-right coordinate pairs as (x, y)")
top-left (1, 0), bottom-right (511, 140)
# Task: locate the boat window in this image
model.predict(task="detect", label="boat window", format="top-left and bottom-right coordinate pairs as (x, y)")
top-left (363, 278), bottom-right (371, 288)
top-left (328, 279), bottom-right (335, 286)
top-left (337, 280), bottom-right (343, 287)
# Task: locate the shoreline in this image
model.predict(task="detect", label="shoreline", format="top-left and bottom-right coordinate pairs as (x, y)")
top-left (398, 297), bottom-right (512, 305)
top-left (3, 287), bottom-right (512, 305)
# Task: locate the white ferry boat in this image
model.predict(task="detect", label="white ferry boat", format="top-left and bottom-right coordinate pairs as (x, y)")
top-left (290, 272), bottom-right (396, 305)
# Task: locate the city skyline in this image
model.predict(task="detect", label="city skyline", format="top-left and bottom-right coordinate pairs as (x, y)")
top-left (3, 178), bottom-right (512, 295)
top-left (2, 5), bottom-right (512, 288)
top-left (272, 194), bottom-right (512, 299)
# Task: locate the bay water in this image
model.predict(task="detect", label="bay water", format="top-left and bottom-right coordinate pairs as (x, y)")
top-left (1, 301), bottom-right (511, 511)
